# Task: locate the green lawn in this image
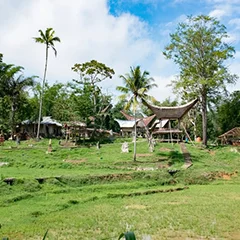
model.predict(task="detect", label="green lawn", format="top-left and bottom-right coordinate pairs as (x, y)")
top-left (0, 139), bottom-right (239, 239)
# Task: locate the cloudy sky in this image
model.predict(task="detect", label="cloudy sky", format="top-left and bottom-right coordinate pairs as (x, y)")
top-left (0, 0), bottom-right (240, 102)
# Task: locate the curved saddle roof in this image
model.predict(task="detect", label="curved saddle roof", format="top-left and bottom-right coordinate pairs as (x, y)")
top-left (143, 99), bottom-right (198, 120)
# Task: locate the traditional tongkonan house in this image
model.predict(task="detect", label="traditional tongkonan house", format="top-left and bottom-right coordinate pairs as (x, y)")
top-left (143, 99), bottom-right (198, 143)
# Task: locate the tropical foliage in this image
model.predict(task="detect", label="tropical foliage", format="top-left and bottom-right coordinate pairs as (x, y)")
top-left (117, 66), bottom-right (157, 161)
top-left (163, 15), bottom-right (238, 146)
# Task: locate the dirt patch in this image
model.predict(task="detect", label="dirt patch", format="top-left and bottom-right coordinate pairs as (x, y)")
top-left (157, 163), bottom-right (170, 169)
top-left (216, 171), bottom-right (238, 180)
top-left (64, 159), bottom-right (86, 164)
top-left (165, 201), bottom-right (186, 205)
top-left (205, 171), bottom-right (238, 181)
top-left (224, 231), bottom-right (240, 240)
top-left (125, 204), bottom-right (147, 209)
top-left (159, 147), bottom-right (172, 152)
top-left (222, 174), bottom-right (231, 180)
top-left (209, 150), bottom-right (216, 156)
top-left (136, 153), bottom-right (153, 157)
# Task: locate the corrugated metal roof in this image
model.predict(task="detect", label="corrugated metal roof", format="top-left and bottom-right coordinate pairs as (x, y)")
top-left (41, 116), bottom-right (62, 126)
top-left (115, 119), bottom-right (136, 128)
top-left (22, 116), bottom-right (62, 127)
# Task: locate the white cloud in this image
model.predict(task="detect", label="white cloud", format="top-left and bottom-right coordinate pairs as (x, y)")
top-left (149, 75), bottom-right (177, 102)
top-left (209, 9), bottom-right (227, 19)
top-left (229, 18), bottom-right (240, 29)
top-left (0, 0), bottom-right (239, 105)
top-left (0, 0), bottom-right (163, 95)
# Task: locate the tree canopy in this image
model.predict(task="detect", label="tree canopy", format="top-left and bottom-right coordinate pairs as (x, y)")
top-left (117, 66), bottom-right (157, 161)
top-left (163, 15), bottom-right (238, 146)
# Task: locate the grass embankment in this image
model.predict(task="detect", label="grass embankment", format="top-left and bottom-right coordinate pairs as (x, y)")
top-left (0, 139), bottom-right (239, 239)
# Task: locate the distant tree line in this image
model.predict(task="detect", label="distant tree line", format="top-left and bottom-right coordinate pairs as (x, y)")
top-left (0, 14), bottom-right (239, 145)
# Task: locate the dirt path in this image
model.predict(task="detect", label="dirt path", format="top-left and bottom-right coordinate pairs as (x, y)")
top-left (180, 142), bottom-right (193, 169)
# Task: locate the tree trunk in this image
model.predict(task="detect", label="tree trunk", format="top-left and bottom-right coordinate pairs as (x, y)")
top-left (133, 109), bottom-right (137, 162)
top-left (37, 45), bottom-right (48, 139)
top-left (201, 92), bottom-right (207, 146)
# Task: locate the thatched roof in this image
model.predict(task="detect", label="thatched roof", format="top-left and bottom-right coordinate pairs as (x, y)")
top-left (143, 99), bottom-right (198, 120)
top-left (218, 127), bottom-right (240, 139)
top-left (120, 111), bottom-right (135, 121)
top-left (120, 110), bottom-right (156, 128)
top-left (137, 115), bottom-right (156, 128)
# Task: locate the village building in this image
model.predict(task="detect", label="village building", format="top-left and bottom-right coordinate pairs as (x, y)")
top-left (218, 127), bottom-right (240, 145)
top-left (21, 116), bottom-right (62, 138)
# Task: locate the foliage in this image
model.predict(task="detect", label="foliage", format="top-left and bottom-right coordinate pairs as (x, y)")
top-left (216, 91), bottom-right (240, 134)
top-left (0, 59), bottom-right (35, 135)
top-left (72, 60), bottom-right (115, 133)
top-left (163, 15), bottom-right (238, 146)
top-left (118, 231), bottom-right (136, 240)
top-left (117, 66), bottom-right (157, 161)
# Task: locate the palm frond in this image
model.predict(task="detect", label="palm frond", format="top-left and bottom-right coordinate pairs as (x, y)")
top-left (51, 45), bottom-right (57, 57)
top-left (116, 86), bottom-right (129, 93)
top-left (33, 37), bottom-right (45, 44)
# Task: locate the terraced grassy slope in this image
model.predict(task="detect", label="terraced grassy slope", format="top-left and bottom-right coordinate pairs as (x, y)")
top-left (0, 139), bottom-right (239, 239)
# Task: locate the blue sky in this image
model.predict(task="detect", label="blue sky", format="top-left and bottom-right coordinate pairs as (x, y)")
top-left (0, 0), bottom-right (239, 102)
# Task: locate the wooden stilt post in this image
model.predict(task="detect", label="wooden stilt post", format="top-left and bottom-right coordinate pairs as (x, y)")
top-left (181, 122), bottom-right (195, 146)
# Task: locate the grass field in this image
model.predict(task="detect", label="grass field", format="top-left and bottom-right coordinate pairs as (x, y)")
top-left (0, 139), bottom-right (240, 239)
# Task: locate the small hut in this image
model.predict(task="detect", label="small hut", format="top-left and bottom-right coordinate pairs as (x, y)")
top-left (114, 119), bottom-right (136, 137)
top-left (64, 121), bottom-right (87, 141)
top-left (218, 127), bottom-right (240, 145)
top-left (21, 116), bottom-right (62, 138)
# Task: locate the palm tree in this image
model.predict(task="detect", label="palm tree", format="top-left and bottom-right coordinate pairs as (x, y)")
top-left (116, 66), bottom-right (157, 161)
top-left (33, 28), bottom-right (60, 139)
top-left (0, 65), bottom-right (34, 137)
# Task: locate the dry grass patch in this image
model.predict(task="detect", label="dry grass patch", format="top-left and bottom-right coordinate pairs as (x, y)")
top-left (125, 204), bottom-right (147, 210)
top-left (64, 159), bottom-right (87, 164)
top-left (136, 153), bottom-right (153, 157)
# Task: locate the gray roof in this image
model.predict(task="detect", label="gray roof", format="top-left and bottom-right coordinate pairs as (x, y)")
top-left (155, 119), bottom-right (169, 128)
top-left (22, 116), bottom-right (62, 127)
top-left (41, 116), bottom-right (62, 127)
top-left (115, 119), bottom-right (136, 128)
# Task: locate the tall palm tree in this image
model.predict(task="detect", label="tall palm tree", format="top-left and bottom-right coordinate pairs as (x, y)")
top-left (116, 66), bottom-right (157, 161)
top-left (33, 28), bottom-right (60, 139)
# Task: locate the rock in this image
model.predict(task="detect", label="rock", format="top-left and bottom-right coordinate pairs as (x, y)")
top-left (121, 142), bottom-right (129, 153)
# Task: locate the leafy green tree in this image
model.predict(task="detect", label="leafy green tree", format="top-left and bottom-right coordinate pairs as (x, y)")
top-left (163, 15), bottom-right (238, 146)
top-left (217, 91), bottom-right (240, 134)
top-left (72, 60), bottom-right (115, 132)
top-left (112, 99), bottom-right (131, 120)
top-left (116, 66), bottom-right (157, 161)
top-left (72, 60), bottom-right (115, 114)
top-left (33, 27), bottom-right (60, 139)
